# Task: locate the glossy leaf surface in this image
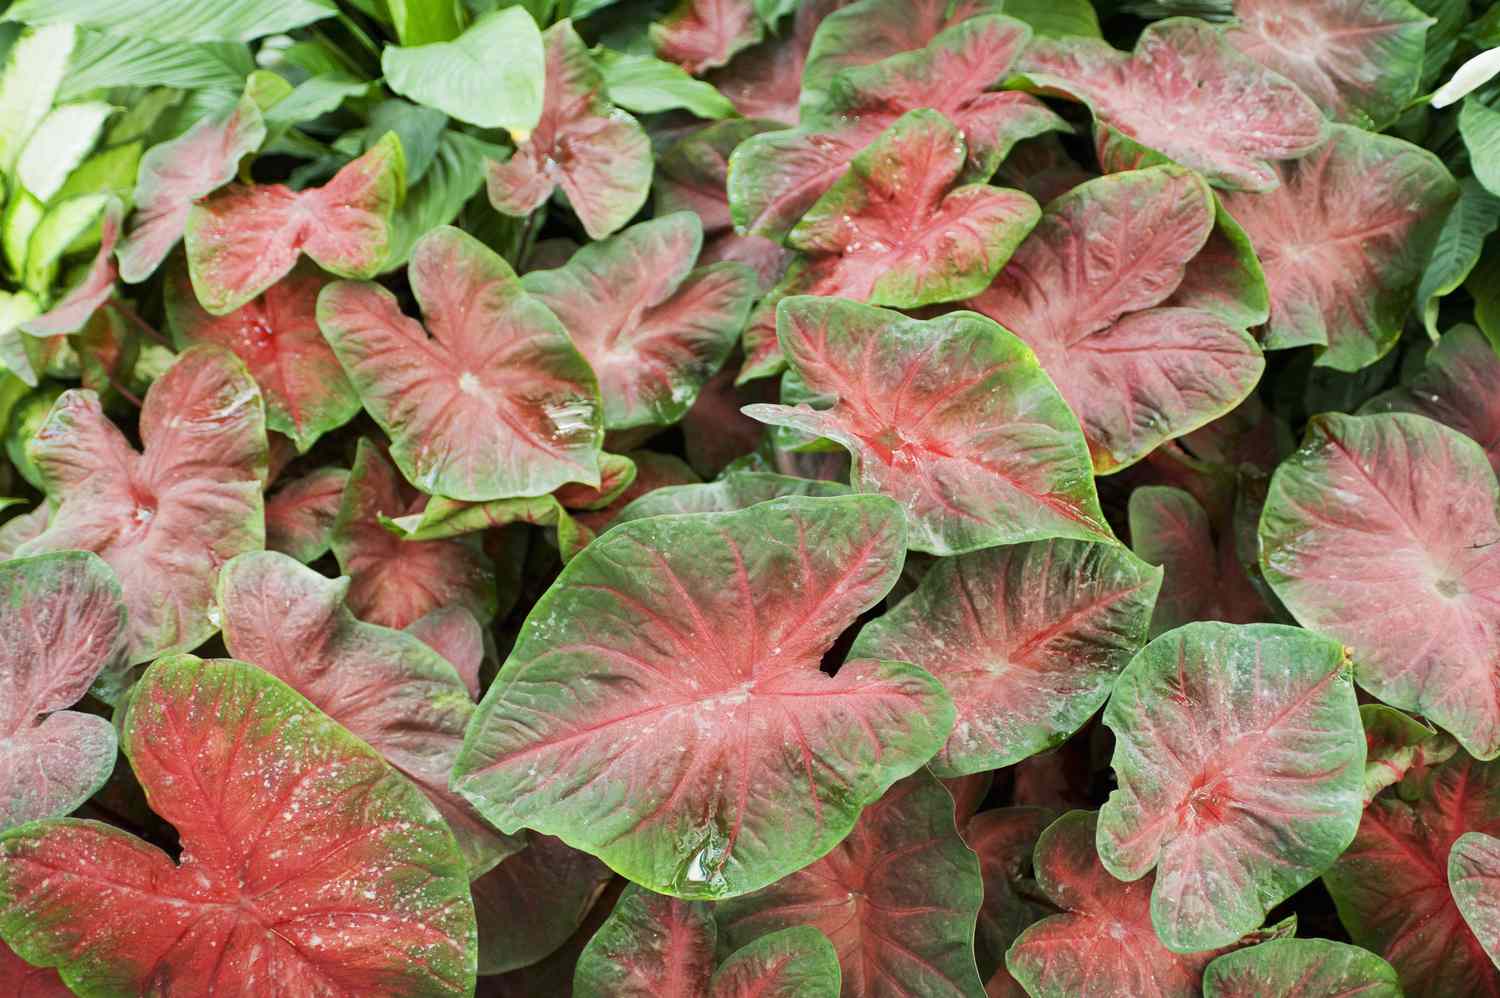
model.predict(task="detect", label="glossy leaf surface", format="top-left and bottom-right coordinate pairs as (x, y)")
top-left (573, 884), bottom-right (715, 997)
top-left (1202, 938), bottom-right (1401, 998)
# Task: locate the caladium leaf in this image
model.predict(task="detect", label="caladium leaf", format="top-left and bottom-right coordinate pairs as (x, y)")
top-left (167, 263), bottom-right (357, 453)
top-left (569, 450), bottom-right (704, 540)
top-left (331, 440), bottom-right (497, 629)
top-left (1323, 755), bottom-right (1500, 997)
top-left (850, 538), bottom-right (1158, 776)
top-left (964, 806), bottom-right (1055, 980)
top-left (0, 551), bottom-right (125, 832)
top-left (730, 15), bottom-right (1064, 239)
top-left (116, 93), bottom-right (266, 284)
top-left (786, 109), bottom-right (1041, 308)
top-left (15, 345), bottom-right (267, 665)
top-left (452, 495), bottom-right (954, 899)
top-left (473, 834), bottom-right (612, 975)
top-left (487, 21), bottom-right (652, 241)
top-left (20, 199), bottom-right (123, 341)
top-left (321, 225), bottom-right (602, 500)
top-left (217, 550), bottom-right (522, 876)
top-left (0, 940), bottom-right (69, 998)
top-left (709, 927), bottom-right (842, 998)
top-left (186, 132), bottom-right (405, 315)
top-left (651, 0), bottom-right (763, 76)
top-left (1259, 412), bottom-right (1500, 759)
top-left (1128, 485), bottom-right (1270, 636)
top-left (264, 465), bottom-right (348, 564)
top-left (573, 884), bottom-right (715, 996)
top-left (522, 213), bottom-right (756, 430)
top-left (705, 0), bottom-right (836, 124)
top-left (715, 771), bottom-right (986, 998)
top-left (406, 608), bottom-right (486, 703)
top-left (1221, 124), bottom-right (1458, 371)
top-left (966, 166), bottom-right (1265, 472)
top-left (1098, 622), bottom-right (1363, 952)
top-left (1364, 325), bottom-right (1500, 473)
top-left (1006, 810), bottom-right (1269, 998)
top-left (617, 471), bottom-right (848, 522)
top-left (0, 655), bottom-right (477, 996)
top-left (1361, 704), bottom-right (1458, 805)
top-left (1224, 0), bottom-right (1433, 130)
top-left (744, 297), bottom-right (1111, 555)
top-left (1451, 831), bottom-right (1500, 971)
top-left (1017, 17), bottom-right (1325, 192)
top-left (1201, 938), bottom-right (1402, 998)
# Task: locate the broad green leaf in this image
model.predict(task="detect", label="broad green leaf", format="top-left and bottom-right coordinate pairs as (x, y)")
top-left (452, 495), bottom-right (954, 899)
top-left (596, 47), bottom-right (736, 118)
top-left (1260, 412), bottom-right (1500, 759)
top-left (615, 471), bottom-right (848, 522)
top-left (383, 8), bottom-right (545, 132)
top-left (59, 33), bottom-right (251, 99)
top-left (390, 0), bottom-right (466, 45)
top-left (1416, 178), bottom-right (1500, 336)
top-left (0, 24), bottom-right (74, 176)
top-left (1463, 97), bottom-right (1500, 199)
top-left (16, 102), bottom-right (111, 204)
top-left (1202, 939), bottom-right (1401, 997)
top-left (1003, 0), bottom-right (1101, 37)
top-left (5, 0), bottom-right (337, 44)
top-left (1099, 622), bottom-right (1364, 951)
top-left (1363, 325), bottom-right (1500, 474)
top-left (1451, 831), bottom-right (1500, 972)
top-left (383, 130), bottom-right (499, 271)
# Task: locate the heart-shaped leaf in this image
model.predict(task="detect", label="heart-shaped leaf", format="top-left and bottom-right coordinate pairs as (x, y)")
top-left (1259, 412), bottom-right (1500, 759)
top-left (167, 263), bottom-right (357, 453)
top-left (0, 551), bottom-right (125, 832)
top-left (382, 8), bottom-right (544, 132)
top-left (0, 655), bottom-right (476, 996)
top-left (716, 771), bottom-right (986, 998)
top-left (705, 0), bottom-right (833, 124)
top-left (850, 538), bottom-right (1158, 775)
top-left (1363, 325), bottom-right (1500, 473)
top-left (265, 465), bottom-right (348, 563)
top-left (1098, 622), bottom-right (1364, 951)
top-left (708, 927), bottom-right (842, 998)
top-left (1202, 938), bottom-right (1402, 998)
top-left (16, 345), bottom-right (267, 665)
top-left (573, 884), bottom-right (715, 996)
top-left (117, 93), bottom-right (266, 284)
top-left (786, 109), bottom-right (1041, 308)
top-left (1006, 810), bottom-right (1271, 998)
top-left (186, 132), bottom-right (406, 315)
top-left (1221, 124), bottom-right (1457, 371)
top-left (218, 550), bottom-right (522, 876)
top-left (966, 165), bottom-right (1265, 472)
top-left (1017, 17), bottom-right (1324, 191)
top-left (472, 834), bottom-right (612, 975)
top-left (730, 15), bottom-right (1063, 239)
top-left (1323, 755), bottom-right (1500, 997)
top-left (652, 0), bottom-right (763, 76)
top-left (1128, 485), bottom-right (1270, 636)
top-left (487, 20), bottom-right (652, 240)
top-left (452, 495), bottom-right (953, 899)
top-left (321, 225), bottom-right (602, 501)
top-left (964, 806), bottom-right (1055, 981)
top-left (1451, 830), bottom-right (1500, 972)
top-left (744, 297), bottom-right (1111, 554)
top-left (330, 440), bottom-right (497, 629)
top-left (1224, 0), bottom-right (1432, 130)
top-left (522, 213), bottom-right (756, 430)
top-left (406, 605), bottom-right (486, 700)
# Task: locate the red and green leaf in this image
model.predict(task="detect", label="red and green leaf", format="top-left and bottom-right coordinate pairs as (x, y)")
top-left (1098, 623), bottom-right (1363, 951)
top-left (117, 94), bottom-right (266, 284)
top-left (1259, 412), bottom-right (1500, 759)
top-left (1201, 938), bottom-right (1402, 997)
top-left (1451, 831), bottom-right (1500, 973)
top-left (1221, 125), bottom-right (1458, 371)
top-left (706, 0), bottom-right (838, 124)
top-left (167, 263), bottom-right (357, 453)
top-left (744, 297), bottom-right (1111, 554)
top-left (0, 551), bottom-right (125, 831)
top-left (0, 940), bottom-right (69, 998)
top-left (1361, 704), bottom-right (1458, 804)
top-left (786, 109), bottom-right (1041, 308)
top-left (1017, 17), bottom-right (1325, 191)
top-left (1323, 755), bottom-right (1500, 997)
top-left (217, 550), bottom-right (522, 876)
top-left (1224, 0), bottom-right (1433, 130)
top-left (15, 345), bottom-right (267, 664)
top-left (264, 465), bottom-right (348, 564)
top-left (708, 927), bottom-right (842, 998)
top-left (487, 21), bottom-right (652, 240)
top-left (522, 213), bottom-right (756, 430)
top-left (319, 225), bottom-right (603, 501)
top-left (406, 605), bottom-right (487, 701)
top-left (185, 132), bottom-right (406, 315)
top-left (966, 166), bottom-right (1265, 472)
top-left (716, 771), bottom-right (986, 998)
top-left (472, 834), bottom-right (612, 976)
top-left (651, 0), bottom-right (763, 76)
top-left (452, 495), bottom-right (954, 899)
top-left (616, 470), bottom-right (849, 522)
top-left (850, 538), bottom-right (1158, 775)
top-left (963, 806), bottom-right (1056, 981)
top-left (573, 884), bottom-right (716, 997)
top-left (331, 440), bottom-right (498, 629)
top-left (0, 655), bottom-right (476, 996)
top-left (1363, 325), bottom-right (1500, 473)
